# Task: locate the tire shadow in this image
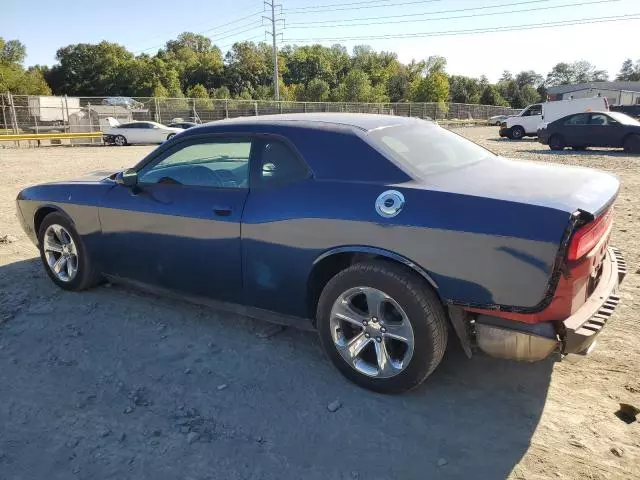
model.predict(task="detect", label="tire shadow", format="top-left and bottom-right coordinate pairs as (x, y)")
top-left (0, 257), bottom-right (553, 480)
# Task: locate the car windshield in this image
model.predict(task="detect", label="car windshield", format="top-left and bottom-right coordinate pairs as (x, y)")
top-left (608, 112), bottom-right (640, 126)
top-left (368, 123), bottom-right (495, 176)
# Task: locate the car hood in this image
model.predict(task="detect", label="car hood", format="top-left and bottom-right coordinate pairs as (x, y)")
top-left (49, 170), bottom-right (118, 184)
top-left (419, 156), bottom-right (619, 216)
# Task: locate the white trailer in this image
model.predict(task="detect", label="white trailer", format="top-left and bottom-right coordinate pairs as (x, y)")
top-left (28, 96), bottom-right (81, 124)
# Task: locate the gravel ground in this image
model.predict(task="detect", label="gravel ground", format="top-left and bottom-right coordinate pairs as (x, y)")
top-left (0, 127), bottom-right (638, 479)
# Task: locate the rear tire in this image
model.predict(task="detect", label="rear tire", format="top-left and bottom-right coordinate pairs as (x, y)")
top-left (114, 135), bottom-right (127, 146)
top-left (511, 126), bottom-right (525, 140)
top-left (37, 212), bottom-right (101, 291)
top-left (167, 133), bottom-right (176, 141)
top-left (549, 134), bottom-right (565, 151)
top-left (317, 261), bottom-right (448, 394)
top-left (623, 134), bottom-right (640, 153)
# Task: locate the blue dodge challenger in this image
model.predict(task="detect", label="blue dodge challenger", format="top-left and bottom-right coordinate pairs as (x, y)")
top-left (16, 114), bottom-right (626, 393)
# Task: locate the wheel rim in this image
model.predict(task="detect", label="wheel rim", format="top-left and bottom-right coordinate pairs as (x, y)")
top-left (43, 224), bottom-right (78, 282)
top-left (513, 128), bottom-right (523, 139)
top-left (329, 286), bottom-right (415, 379)
top-left (115, 136), bottom-right (125, 146)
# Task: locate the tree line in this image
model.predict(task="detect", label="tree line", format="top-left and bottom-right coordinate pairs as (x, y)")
top-left (1, 33), bottom-right (636, 108)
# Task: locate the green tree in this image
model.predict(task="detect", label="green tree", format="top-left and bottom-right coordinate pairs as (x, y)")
top-left (616, 59), bottom-right (640, 81)
top-left (332, 68), bottom-right (373, 102)
top-left (299, 78), bottom-right (330, 102)
top-left (410, 71), bottom-right (449, 103)
top-left (448, 75), bottom-right (481, 104)
top-left (223, 41), bottom-right (272, 97)
top-left (0, 38), bottom-right (26, 64)
top-left (212, 86), bottom-right (230, 99)
top-left (479, 85), bottom-right (509, 106)
top-left (161, 32), bottom-right (224, 92)
top-left (351, 45), bottom-right (400, 89)
top-left (186, 83), bottom-right (212, 108)
top-left (546, 61), bottom-right (607, 86)
top-left (0, 38), bottom-right (51, 94)
top-left (46, 41), bottom-right (137, 95)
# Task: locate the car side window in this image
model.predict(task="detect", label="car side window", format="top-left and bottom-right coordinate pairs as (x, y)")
top-left (138, 138), bottom-right (252, 188)
top-left (564, 114), bottom-right (589, 125)
top-left (255, 139), bottom-right (309, 186)
top-left (522, 105), bottom-right (541, 117)
top-left (589, 114), bottom-right (613, 126)
top-left (529, 105), bottom-right (542, 116)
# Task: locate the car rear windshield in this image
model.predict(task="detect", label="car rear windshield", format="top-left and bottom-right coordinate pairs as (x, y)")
top-left (608, 111), bottom-right (640, 126)
top-left (368, 124), bottom-right (495, 176)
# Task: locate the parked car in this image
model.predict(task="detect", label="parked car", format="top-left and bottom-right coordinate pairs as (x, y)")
top-left (610, 104), bottom-right (640, 119)
top-left (538, 111), bottom-right (640, 152)
top-left (488, 114), bottom-right (511, 126)
top-left (168, 121), bottom-right (199, 129)
top-left (500, 96), bottom-right (609, 139)
top-left (103, 121), bottom-right (183, 146)
top-left (16, 114), bottom-right (626, 393)
top-left (101, 97), bottom-right (145, 110)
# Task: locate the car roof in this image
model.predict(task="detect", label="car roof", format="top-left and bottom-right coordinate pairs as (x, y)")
top-left (186, 113), bottom-right (430, 134)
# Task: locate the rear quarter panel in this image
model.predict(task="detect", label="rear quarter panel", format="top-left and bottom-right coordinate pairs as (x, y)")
top-left (242, 178), bottom-right (571, 317)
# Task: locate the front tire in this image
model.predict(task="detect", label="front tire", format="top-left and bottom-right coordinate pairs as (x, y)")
top-left (511, 126), bottom-right (525, 140)
top-left (38, 212), bottom-right (101, 291)
top-left (317, 261), bottom-right (448, 394)
top-left (114, 134), bottom-right (127, 146)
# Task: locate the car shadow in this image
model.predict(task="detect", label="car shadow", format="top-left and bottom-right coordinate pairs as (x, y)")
top-left (0, 257), bottom-right (553, 480)
top-left (520, 148), bottom-right (636, 157)
top-left (487, 137), bottom-right (539, 143)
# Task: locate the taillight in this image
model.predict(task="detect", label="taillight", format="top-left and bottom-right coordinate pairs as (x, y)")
top-left (567, 209), bottom-right (613, 261)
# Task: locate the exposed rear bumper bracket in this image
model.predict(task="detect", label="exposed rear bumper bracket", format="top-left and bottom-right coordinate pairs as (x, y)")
top-left (563, 247), bottom-right (624, 354)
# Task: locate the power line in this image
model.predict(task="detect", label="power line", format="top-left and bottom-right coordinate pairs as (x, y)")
top-left (284, 13), bottom-right (640, 42)
top-left (209, 23), bottom-right (264, 42)
top-left (134, 11), bottom-right (263, 54)
top-left (287, 0), bottom-right (553, 25)
top-left (285, 0), bottom-right (442, 13)
top-left (286, 0), bottom-right (619, 29)
top-left (218, 35), bottom-right (266, 51)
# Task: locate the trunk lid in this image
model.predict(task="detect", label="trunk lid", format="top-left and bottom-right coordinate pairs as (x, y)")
top-left (424, 157), bottom-right (619, 216)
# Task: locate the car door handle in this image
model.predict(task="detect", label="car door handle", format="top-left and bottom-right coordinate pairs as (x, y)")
top-left (213, 206), bottom-right (233, 216)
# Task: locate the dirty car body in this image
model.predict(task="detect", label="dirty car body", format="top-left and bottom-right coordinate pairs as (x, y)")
top-left (16, 114), bottom-right (626, 392)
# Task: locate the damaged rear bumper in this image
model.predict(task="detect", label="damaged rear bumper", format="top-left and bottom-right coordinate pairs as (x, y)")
top-left (470, 247), bottom-right (625, 361)
top-left (562, 247), bottom-right (626, 354)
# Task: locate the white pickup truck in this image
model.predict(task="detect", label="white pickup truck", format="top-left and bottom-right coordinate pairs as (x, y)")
top-left (499, 97), bottom-right (609, 139)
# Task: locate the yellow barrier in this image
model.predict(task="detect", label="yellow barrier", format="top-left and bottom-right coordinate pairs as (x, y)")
top-left (0, 132), bottom-right (103, 141)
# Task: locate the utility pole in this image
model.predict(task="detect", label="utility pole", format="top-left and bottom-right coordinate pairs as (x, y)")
top-left (263, 1), bottom-right (283, 101)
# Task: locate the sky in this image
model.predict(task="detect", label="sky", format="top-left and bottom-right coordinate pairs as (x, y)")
top-left (3, 0), bottom-right (639, 82)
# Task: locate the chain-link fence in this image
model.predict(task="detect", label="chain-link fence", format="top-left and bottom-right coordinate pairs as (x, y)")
top-left (0, 93), bottom-right (520, 137)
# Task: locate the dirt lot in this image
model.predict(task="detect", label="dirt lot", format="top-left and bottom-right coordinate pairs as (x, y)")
top-left (1, 127), bottom-right (638, 479)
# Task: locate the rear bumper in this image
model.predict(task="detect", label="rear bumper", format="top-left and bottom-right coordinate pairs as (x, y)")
top-left (473, 246), bottom-right (626, 361)
top-left (562, 246), bottom-right (626, 354)
top-left (537, 130), bottom-right (549, 144)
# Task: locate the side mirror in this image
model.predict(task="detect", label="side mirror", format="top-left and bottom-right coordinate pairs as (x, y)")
top-left (115, 168), bottom-right (138, 187)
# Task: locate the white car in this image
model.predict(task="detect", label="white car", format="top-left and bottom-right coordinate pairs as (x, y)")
top-left (104, 121), bottom-right (183, 146)
top-left (488, 114), bottom-right (511, 126)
